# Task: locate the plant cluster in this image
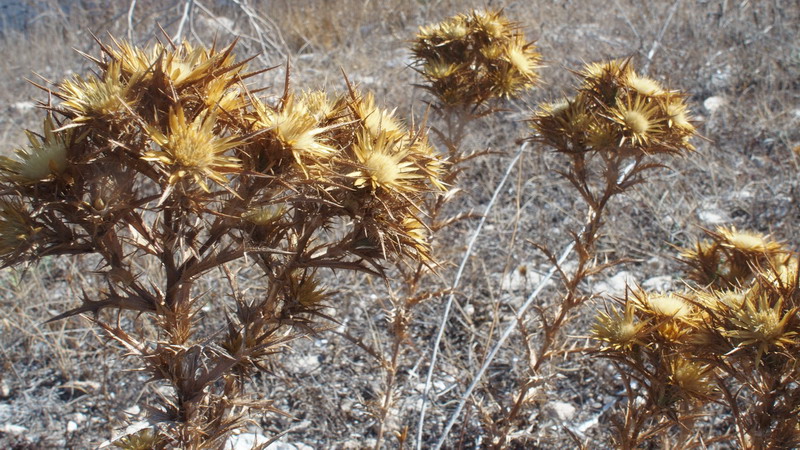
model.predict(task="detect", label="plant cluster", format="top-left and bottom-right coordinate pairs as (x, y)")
top-left (533, 59), bottom-right (696, 158)
top-left (459, 60), bottom-right (700, 447)
top-left (411, 9), bottom-right (540, 109)
top-left (594, 227), bottom-right (800, 448)
top-left (0, 36), bottom-right (447, 448)
top-left (368, 10), bottom-right (542, 448)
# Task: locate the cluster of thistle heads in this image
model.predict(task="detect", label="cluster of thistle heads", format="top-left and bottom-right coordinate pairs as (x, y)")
top-left (532, 60), bottom-right (696, 157)
top-left (594, 227), bottom-right (800, 445)
top-left (411, 9), bottom-right (541, 107)
top-left (0, 37), bottom-right (448, 271)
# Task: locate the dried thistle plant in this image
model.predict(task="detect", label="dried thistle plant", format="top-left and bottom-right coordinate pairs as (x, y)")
top-left (412, 9), bottom-right (540, 110)
top-left (469, 59), bottom-right (698, 447)
top-left (0, 36), bottom-right (447, 448)
top-left (411, 9), bottom-right (541, 156)
top-left (365, 10), bottom-right (541, 448)
top-left (594, 227), bottom-right (800, 448)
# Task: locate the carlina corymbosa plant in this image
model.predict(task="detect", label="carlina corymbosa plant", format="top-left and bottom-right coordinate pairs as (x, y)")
top-left (0, 35), bottom-right (447, 448)
top-left (411, 8), bottom-right (541, 155)
top-left (365, 9), bottom-right (541, 448)
top-left (465, 59), bottom-right (698, 448)
top-left (593, 226), bottom-right (800, 448)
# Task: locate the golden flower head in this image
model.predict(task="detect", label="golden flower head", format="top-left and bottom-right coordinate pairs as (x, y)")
top-left (348, 129), bottom-right (424, 194)
top-left (287, 271), bottom-right (327, 307)
top-left (638, 291), bottom-right (694, 320)
top-left (58, 62), bottom-right (137, 122)
top-left (667, 358), bottom-right (715, 401)
top-left (252, 95), bottom-right (337, 168)
top-left (503, 36), bottom-right (541, 83)
top-left (580, 59), bottom-right (632, 102)
top-left (593, 302), bottom-right (648, 351)
top-left (625, 73), bottom-right (665, 97)
top-left (0, 200), bottom-right (37, 257)
top-left (714, 226), bottom-right (784, 255)
top-left (350, 91), bottom-right (405, 141)
top-left (242, 204), bottom-right (287, 227)
top-left (142, 106), bottom-right (242, 191)
top-left (530, 96), bottom-right (590, 150)
top-left (399, 216), bottom-right (431, 261)
top-left (1, 117), bottom-right (75, 183)
top-left (664, 95), bottom-right (696, 133)
top-left (412, 9), bottom-right (540, 107)
top-left (725, 293), bottom-right (797, 363)
top-left (609, 92), bottom-right (665, 148)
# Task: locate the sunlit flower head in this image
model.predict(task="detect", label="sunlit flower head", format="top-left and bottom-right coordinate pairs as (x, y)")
top-left (143, 106), bottom-right (242, 191)
top-left (1, 117), bottom-right (74, 183)
top-left (348, 130), bottom-right (423, 194)
top-left (59, 62), bottom-right (136, 122)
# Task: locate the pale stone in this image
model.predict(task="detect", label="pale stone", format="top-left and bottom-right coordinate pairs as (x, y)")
top-left (703, 96), bottom-right (726, 113)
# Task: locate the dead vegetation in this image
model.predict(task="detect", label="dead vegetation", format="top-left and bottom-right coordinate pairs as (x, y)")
top-left (0, 0), bottom-right (798, 448)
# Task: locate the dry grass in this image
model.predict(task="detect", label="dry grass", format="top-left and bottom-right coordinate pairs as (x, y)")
top-left (0, 0), bottom-right (797, 448)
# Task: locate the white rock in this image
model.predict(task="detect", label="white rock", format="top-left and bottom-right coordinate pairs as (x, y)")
top-left (697, 208), bottom-right (729, 225)
top-left (501, 266), bottom-right (551, 291)
top-left (642, 276), bottom-right (673, 292)
top-left (593, 271), bottom-right (635, 296)
top-left (227, 433), bottom-right (269, 449)
top-left (67, 420), bottom-right (78, 433)
top-left (0, 379), bottom-right (11, 398)
top-left (545, 401), bottom-right (576, 422)
top-left (12, 101), bottom-right (35, 111)
top-left (463, 303), bottom-right (475, 319)
top-left (703, 96), bottom-right (726, 113)
top-left (226, 433), bottom-right (313, 450)
top-left (1, 423), bottom-right (28, 435)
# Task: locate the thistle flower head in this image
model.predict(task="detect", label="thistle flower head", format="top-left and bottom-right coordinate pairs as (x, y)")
top-left (142, 106), bottom-right (242, 191)
top-left (349, 92), bottom-right (405, 141)
top-left (242, 204), bottom-right (287, 227)
top-left (299, 89), bottom-right (342, 124)
top-left (640, 292), bottom-right (694, 319)
top-left (287, 271), bottom-right (327, 307)
top-left (251, 95), bottom-right (337, 168)
top-left (593, 302), bottom-right (648, 351)
top-left (0, 200), bottom-right (37, 257)
top-left (348, 130), bottom-right (423, 194)
top-left (534, 59), bottom-right (696, 156)
top-left (667, 358), bottom-right (715, 402)
top-left (58, 62), bottom-right (136, 122)
top-left (1, 117), bottom-right (74, 183)
top-left (725, 293), bottom-right (797, 363)
top-left (664, 95), bottom-right (696, 133)
top-left (609, 93), bottom-right (665, 148)
top-left (625, 73), bottom-right (664, 97)
top-left (715, 226), bottom-right (784, 255)
top-left (412, 9), bottom-right (540, 107)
